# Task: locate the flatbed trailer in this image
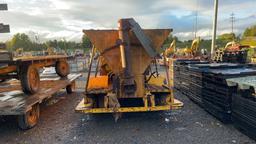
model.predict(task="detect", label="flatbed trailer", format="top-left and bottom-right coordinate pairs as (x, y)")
top-left (0, 73), bottom-right (81, 130)
top-left (0, 55), bottom-right (71, 94)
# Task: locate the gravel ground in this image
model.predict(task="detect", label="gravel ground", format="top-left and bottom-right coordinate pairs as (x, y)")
top-left (0, 90), bottom-right (255, 144)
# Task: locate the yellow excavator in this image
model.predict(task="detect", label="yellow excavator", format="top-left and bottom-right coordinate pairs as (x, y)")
top-left (164, 39), bottom-right (176, 57)
top-left (46, 47), bottom-right (55, 55)
top-left (14, 48), bottom-right (24, 57)
top-left (159, 37), bottom-right (201, 66)
top-left (175, 37), bottom-right (201, 57)
top-left (163, 37), bottom-right (201, 58)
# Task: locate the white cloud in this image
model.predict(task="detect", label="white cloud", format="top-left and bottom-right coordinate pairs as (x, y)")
top-left (0, 0), bottom-right (255, 42)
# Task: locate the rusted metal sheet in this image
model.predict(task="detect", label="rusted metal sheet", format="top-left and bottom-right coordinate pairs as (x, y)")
top-left (83, 29), bottom-right (170, 75)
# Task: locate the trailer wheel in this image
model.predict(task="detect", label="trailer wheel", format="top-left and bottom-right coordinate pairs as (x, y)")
top-left (66, 82), bottom-right (75, 94)
top-left (18, 104), bottom-right (40, 130)
top-left (20, 64), bottom-right (40, 94)
top-left (56, 61), bottom-right (70, 77)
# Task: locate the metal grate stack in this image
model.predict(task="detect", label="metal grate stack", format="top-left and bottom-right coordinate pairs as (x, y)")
top-left (188, 63), bottom-right (242, 108)
top-left (227, 76), bottom-right (256, 140)
top-left (172, 59), bottom-right (202, 93)
top-left (173, 61), bottom-right (256, 123)
top-left (201, 65), bottom-right (256, 123)
top-left (187, 64), bottom-right (209, 106)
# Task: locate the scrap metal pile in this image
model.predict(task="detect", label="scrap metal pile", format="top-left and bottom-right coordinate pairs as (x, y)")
top-left (171, 59), bottom-right (256, 139)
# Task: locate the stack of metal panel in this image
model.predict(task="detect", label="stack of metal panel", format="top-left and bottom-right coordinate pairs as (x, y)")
top-left (187, 64), bottom-right (210, 106)
top-left (188, 63), bottom-right (240, 107)
top-left (202, 65), bottom-right (256, 123)
top-left (173, 59), bottom-right (202, 93)
top-left (227, 76), bottom-right (256, 140)
top-left (174, 62), bottom-right (256, 123)
top-left (173, 60), bottom-right (256, 126)
top-left (222, 51), bottom-right (248, 64)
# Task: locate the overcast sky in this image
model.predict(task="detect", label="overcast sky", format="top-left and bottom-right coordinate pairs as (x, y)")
top-left (0, 0), bottom-right (255, 42)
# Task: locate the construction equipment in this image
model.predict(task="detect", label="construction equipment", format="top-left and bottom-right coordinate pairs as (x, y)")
top-left (164, 39), bottom-right (176, 57)
top-left (163, 37), bottom-right (201, 58)
top-left (213, 41), bottom-right (250, 63)
top-left (76, 18), bottom-right (183, 117)
top-left (158, 37), bottom-right (202, 66)
top-left (14, 48), bottom-right (24, 57)
top-left (46, 47), bottom-right (55, 55)
top-left (175, 37), bottom-right (201, 57)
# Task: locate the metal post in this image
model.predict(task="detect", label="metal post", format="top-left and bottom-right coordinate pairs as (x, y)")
top-left (85, 46), bottom-right (96, 93)
top-left (211, 0), bottom-right (218, 58)
top-left (118, 19), bottom-right (134, 86)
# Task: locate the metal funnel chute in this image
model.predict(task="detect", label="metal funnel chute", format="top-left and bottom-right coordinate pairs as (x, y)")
top-left (84, 18), bottom-right (171, 97)
top-left (76, 18), bottom-right (183, 116)
top-left (83, 29), bottom-right (171, 75)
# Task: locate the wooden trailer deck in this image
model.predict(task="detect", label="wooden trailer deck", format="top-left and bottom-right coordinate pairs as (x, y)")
top-left (0, 73), bottom-right (80, 115)
top-left (0, 73), bottom-right (81, 129)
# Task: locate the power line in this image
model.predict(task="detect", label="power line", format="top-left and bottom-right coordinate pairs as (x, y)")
top-left (230, 12), bottom-right (235, 34)
top-left (194, 0), bottom-right (199, 38)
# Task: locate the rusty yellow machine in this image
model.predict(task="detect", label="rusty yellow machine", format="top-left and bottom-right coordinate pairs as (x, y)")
top-left (76, 18), bottom-right (183, 116)
top-left (175, 37), bottom-right (201, 58)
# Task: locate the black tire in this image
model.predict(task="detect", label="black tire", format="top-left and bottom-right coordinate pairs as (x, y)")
top-left (20, 64), bottom-right (40, 94)
top-left (66, 83), bottom-right (74, 94)
top-left (55, 61), bottom-right (70, 77)
top-left (18, 104), bottom-right (40, 130)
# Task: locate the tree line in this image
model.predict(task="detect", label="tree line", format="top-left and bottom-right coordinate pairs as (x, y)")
top-left (4, 33), bottom-right (92, 53)
top-left (2, 24), bottom-right (256, 53)
top-left (163, 24), bottom-right (256, 52)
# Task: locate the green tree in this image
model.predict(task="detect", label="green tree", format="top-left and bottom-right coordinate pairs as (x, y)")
top-left (243, 25), bottom-right (256, 37)
top-left (217, 33), bottom-right (236, 42)
top-left (8, 33), bottom-right (33, 51)
top-left (82, 35), bottom-right (92, 51)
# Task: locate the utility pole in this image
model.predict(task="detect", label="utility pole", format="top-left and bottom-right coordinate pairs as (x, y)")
top-left (230, 13), bottom-right (235, 33)
top-left (230, 13), bottom-right (235, 41)
top-left (194, 0), bottom-right (199, 38)
top-left (211, 0), bottom-right (218, 58)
